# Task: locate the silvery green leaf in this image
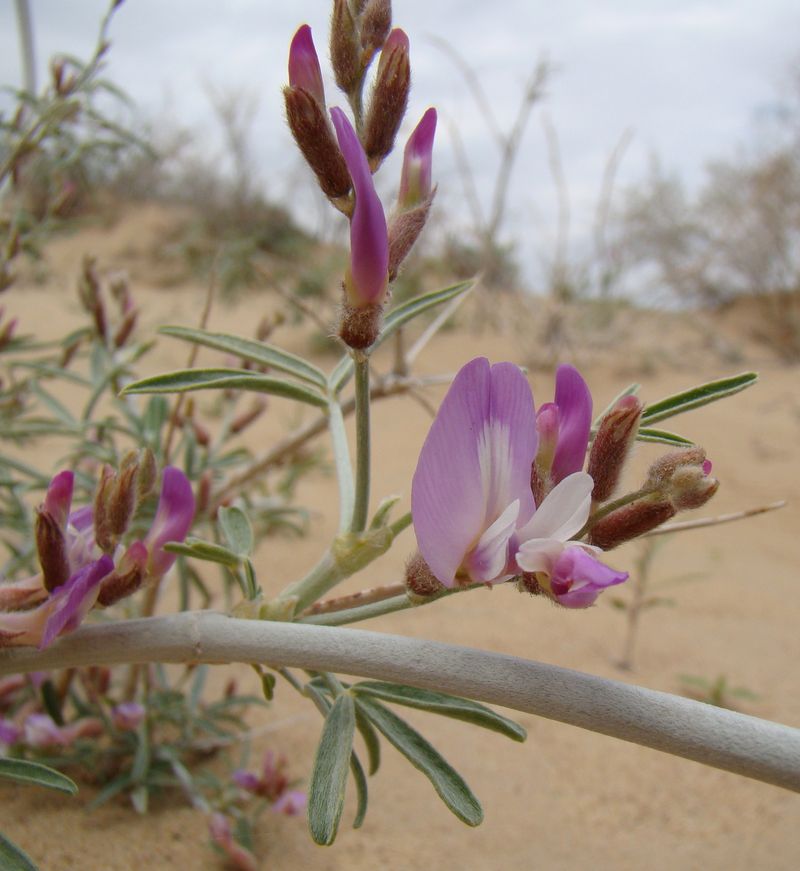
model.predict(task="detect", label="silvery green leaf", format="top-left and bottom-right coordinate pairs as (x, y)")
top-left (636, 428), bottom-right (695, 447)
top-left (308, 693), bottom-right (356, 845)
top-left (356, 697), bottom-right (483, 826)
top-left (164, 538), bottom-right (240, 568)
top-left (352, 682), bottom-right (526, 742)
top-left (0, 759), bottom-right (77, 794)
top-left (159, 326), bottom-right (327, 389)
top-left (218, 506), bottom-right (253, 557)
top-left (640, 372), bottom-right (757, 426)
top-left (0, 834), bottom-right (38, 871)
top-left (122, 368), bottom-right (327, 408)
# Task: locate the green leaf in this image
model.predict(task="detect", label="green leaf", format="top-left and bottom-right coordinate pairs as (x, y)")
top-left (0, 758), bottom-right (77, 795)
top-left (0, 833), bottom-right (38, 871)
top-left (355, 707), bottom-right (381, 775)
top-left (164, 538), bottom-right (240, 568)
top-left (122, 369), bottom-right (328, 408)
top-left (349, 751), bottom-right (368, 829)
top-left (329, 280), bottom-right (474, 392)
top-left (636, 428), bottom-right (695, 447)
top-left (356, 697), bottom-right (483, 826)
top-left (159, 326), bottom-right (328, 389)
top-left (308, 693), bottom-right (356, 846)
top-left (640, 372), bottom-right (757, 426)
top-left (352, 682), bottom-right (526, 742)
top-left (218, 506), bottom-right (253, 557)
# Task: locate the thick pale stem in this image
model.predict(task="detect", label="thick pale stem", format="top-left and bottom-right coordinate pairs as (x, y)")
top-left (328, 398), bottom-right (355, 533)
top-left (350, 351), bottom-right (371, 533)
top-left (1, 614), bottom-right (798, 793)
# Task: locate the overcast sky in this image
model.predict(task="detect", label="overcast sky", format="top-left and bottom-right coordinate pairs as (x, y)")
top-left (2, 0), bottom-right (798, 286)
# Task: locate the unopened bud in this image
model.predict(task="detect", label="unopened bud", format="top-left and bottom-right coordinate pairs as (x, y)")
top-left (645, 447), bottom-right (707, 490)
top-left (405, 551), bottom-right (444, 600)
top-left (97, 542), bottom-right (147, 607)
top-left (398, 108), bottom-right (437, 209)
top-left (360, 0), bottom-right (392, 65)
top-left (288, 25), bottom-right (326, 108)
top-left (330, 0), bottom-right (361, 95)
top-left (363, 28), bottom-right (410, 168)
top-left (137, 448), bottom-right (157, 499)
top-left (667, 466), bottom-right (719, 510)
top-left (387, 199), bottom-right (432, 281)
top-left (588, 493), bottom-right (676, 550)
top-left (93, 465), bottom-right (116, 553)
top-left (196, 469), bottom-right (213, 516)
top-left (35, 511), bottom-right (70, 592)
top-left (113, 308), bottom-right (137, 348)
top-left (338, 297), bottom-right (382, 350)
top-left (284, 87), bottom-right (351, 199)
top-left (588, 395), bottom-right (643, 503)
top-left (108, 461), bottom-right (138, 538)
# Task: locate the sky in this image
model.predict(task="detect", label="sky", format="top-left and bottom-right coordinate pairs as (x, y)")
top-left (2, 0), bottom-right (798, 288)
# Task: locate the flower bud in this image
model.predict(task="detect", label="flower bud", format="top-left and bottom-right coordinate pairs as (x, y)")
top-left (93, 464), bottom-right (116, 553)
top-left (645, 446), bottom-right (707, 491)
top-left (284, 87), bottom-right (352, 199)
top-left (588, 493), bottom-right (676, 550)
top-left (360, 0), bottom-right (392, 64)
top-left (137, 448), bottom-right (157, 499)
top-left (398, 108), bottom-right (436, 209)
top-left (387, 200), bottom-right (432, 281)
top-left (588, 394), bottom-right (643, 503)
top-left (288, 25), bottom-right (326, 107)
top-left (405, 551), bottom-right (444, 600)
top-left (111, 701), bottom-right (145, 731)
top-left (363, 28), bottom-right (410, 168)
top-left (667, 465), bottom-right (719, 510)
top-left (35, 510), bottom-right (70, 592)
top-left (330, 0), bottom-right (361, 95)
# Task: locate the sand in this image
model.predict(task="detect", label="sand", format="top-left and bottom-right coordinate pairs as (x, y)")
top-left (1, 206), bottom-right (799, 869)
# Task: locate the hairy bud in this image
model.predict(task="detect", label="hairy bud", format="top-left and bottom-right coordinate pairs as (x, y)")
top-left (284, 87), bottom-right (352, 199)
top-left (330, 0), bottom-right (361, 95)
top-left (93, 465), bottom-right (116, 554)
top-left (360, 0), bottom-right (392, 64)
top-left (667, 466), bottom-right (719, 510)
top-left (96, 563), bottom-right (144, 607)
top-left (35, 511), bottom-right (70, 592)
top-left (645, 447), bottom-right (707, 491)
top-left (405, 551), bottom-right (444, 600)
top-left (588, 494), bottom-right (676, 550)
top-left (338, 297), bottom-right (383, 349)
top-left (387, 199), bottom-right (432, 281)
top-left (363, 28), bottom-right (410, 168)
top-left (588, 394), bottom-right (643, 503)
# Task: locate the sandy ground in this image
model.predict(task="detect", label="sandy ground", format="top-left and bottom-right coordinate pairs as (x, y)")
top-left (2, 207), bottom-right (799, 869)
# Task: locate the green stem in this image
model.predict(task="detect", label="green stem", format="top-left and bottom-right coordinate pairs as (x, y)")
top-left (274, 550), bottom-right (344, 616)
top-left (350, 351), bottom-right (371, 534)
top-left (328, 397), bottom-right (355, 534)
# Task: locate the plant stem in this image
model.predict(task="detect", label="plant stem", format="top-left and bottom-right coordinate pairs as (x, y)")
top-left (576, 486), bottom-right (652, 540)
top-left (4, 612), bottom-right (799, 793)
top-left (350, 351), bottom-right (371, 533)
top-left (327, 397), bottom-right (354, 533)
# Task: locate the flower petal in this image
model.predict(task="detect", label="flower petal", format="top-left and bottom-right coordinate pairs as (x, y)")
top-left (399, 107), bottom-right (437, 207)
top-left (464, 499), bottom-right (519, 583)
top-left (550, 546), bottom-right (628, 608)
top-left (144, 467), bottom-right (195, 578)
top-left (43, 471), bottom-right (74, 530)
top-left (551, 365), bottom-right (592, 482)
top-left (39, 555), bottom-right (113, 649)
top-left (412, 358), bottom-right (537, 587)
top-left (288, 25), bottom-right (325, 106)
top-left (514, 537), bottom-right (565, 575)
top-left (517, 471), bottom-right (592, 542)
top-left (330, 107), bottom-right (388, 306)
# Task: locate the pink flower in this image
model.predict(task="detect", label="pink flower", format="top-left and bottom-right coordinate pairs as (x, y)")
top-left (398, 108), bottom-right (437, 208)
top-left (272, 789), bottom-right (307, 816)
top-left (412, 357), bottom-right (627, 605)
top-left (208, 813), bottom-right (258, 871)
top-left (111, 702), bottom-right (146, 732)
top-left (330, 107), bottom-right (389, 307)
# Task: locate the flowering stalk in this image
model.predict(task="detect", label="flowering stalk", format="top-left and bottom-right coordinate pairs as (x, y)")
top-left (350, 351), bottom-right (372, 533)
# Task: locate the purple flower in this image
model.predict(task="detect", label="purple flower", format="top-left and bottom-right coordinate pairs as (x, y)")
top-left (330, 107), bottom-right (388, 307)
top-left (411, 357), bottom-right (538, 587)
top-left (111, 702), bottom-right (146, 732)
top-left (0, 718), bottom-right (21, 748)
top-left (0, 467), bottom-right (194, 649)
top-left (398, 108), bottom-right (437, 208)
top-left (23, 713), bottom-right (103, 748)
top-left (535, 364), bottom-right (593, 486)
top-left (272, 789), bottom-right (307, 816)
top-left (288, 24), bottom-right (325, 107)
top-left (412, 357), bottom-right (628, 605)
top-left (515, 473), bottom-right (628, 608)
top-left (142, 467), bottom-right (196, 577)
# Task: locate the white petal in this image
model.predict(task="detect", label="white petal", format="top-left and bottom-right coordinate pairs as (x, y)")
top-left (517, 472), bottom-right (593, 542)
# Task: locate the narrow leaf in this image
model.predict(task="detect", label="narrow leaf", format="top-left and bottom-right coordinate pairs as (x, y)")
top-left (352, 682), bottom-right (526, 742)
top-left (356, 697), bottom-right (483, 826)
top-left (218, 506), bottom-right (253, 557)
top-left (0, 758), bottom-right (78, 795)
top-left (122, 369), bottom-right (327, 408)
top-left (349, 751), bottom-right (368, 829)
top-left (0, 834), bottom-right (38, 871)
top-left (164, 539), bottom-right (240, 568)
top-left (159, 326), bottom-right (327, 389)
top-left (308, 693), bottom-right (356, 845)
top-left (355, 707), bottom-right (381, 775)
top-left (330, 280), bottom-right (474, 392)
top-left (640, 372), bottom-right (757, 425)
top-left (636, 428), bottom-right (695, 447)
